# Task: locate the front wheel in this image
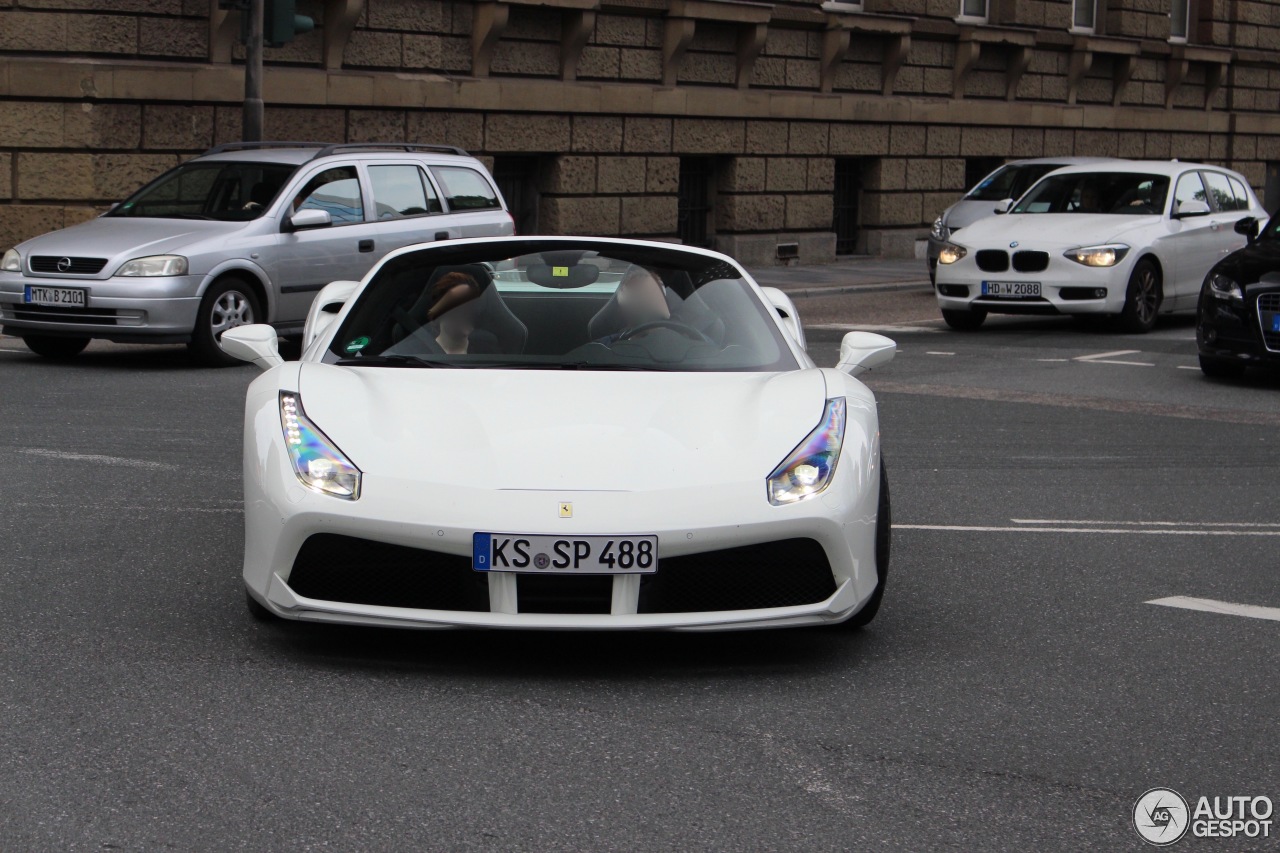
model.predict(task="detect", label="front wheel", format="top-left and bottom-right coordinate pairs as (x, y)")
top-left (188, 279), bottom-right (262, 367)
top-left (1198, 354), bottom-right (1246, 380)
top-left (847, 455), bottom-right (890, 629)
top-left (942, 307), bottom-right (987, 331)
top-left (23, 335), bottom-right (90, 359)
top-left (1118, 259), bottom-right (1161, 334)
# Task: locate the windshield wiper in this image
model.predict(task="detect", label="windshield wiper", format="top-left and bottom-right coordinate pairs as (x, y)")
top-left (335, 354), bottom-right (455, 368)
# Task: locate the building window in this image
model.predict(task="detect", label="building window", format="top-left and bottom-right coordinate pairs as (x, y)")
top-left (959, 0), bottom-right (987, 21)
top-left (492, 156), bottom-right (540, 235)
top-left (1170, 0), bottom-right (1188, 40)
top-left (677, 157), bottom-right (715, 248)
top-left (1073, 0), bottom-right (1096, 31)
top-left (833, 159), bottom-right (865, 256)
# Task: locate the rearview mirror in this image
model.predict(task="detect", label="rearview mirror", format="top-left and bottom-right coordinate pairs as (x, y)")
top-left (1234, 216), bottom-right (1259, 240)
top-left (760, 286), bottom-right (807, 350)
top-left (220, 324), bottom-right (284, 370)
top-left (1174, 199), bottom-right (1211, 218)
top-left (286, 208), bottom-right (332, 232)
top-left (994, 198), bottom-right (1013, 215)
top-left (303, 280), bottom-right (360, 352)
top-left (836, 331), bottom-right (896, 376)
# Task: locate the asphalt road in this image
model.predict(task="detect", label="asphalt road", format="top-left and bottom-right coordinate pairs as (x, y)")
top-left (1, 299), bottom-right (1277, 851)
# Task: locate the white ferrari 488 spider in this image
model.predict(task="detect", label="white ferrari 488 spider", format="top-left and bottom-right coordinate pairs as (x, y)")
top-left (222, 237), bottom-right (895, 631)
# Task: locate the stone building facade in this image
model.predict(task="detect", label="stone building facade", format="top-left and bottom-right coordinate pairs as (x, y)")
top-left (2, 0), bottom-right (1279, 264)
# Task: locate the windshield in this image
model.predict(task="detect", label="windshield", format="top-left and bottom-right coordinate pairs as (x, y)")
top-left (965, 163), bottom-right (1061, 202)
top-left (108, 161), bottom-right (297, 221)
top-left (1011, 172), bottom-right (1170, 215)
top-left (326, 241), bottom-right (798, 373)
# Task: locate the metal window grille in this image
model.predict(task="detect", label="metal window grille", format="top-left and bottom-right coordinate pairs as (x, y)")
top-left (492, 156), bottom-right (540, 235)
top-left (677, 157), bottom-right (714, 248)
top-left (833, 159), bottom-right (863, 256)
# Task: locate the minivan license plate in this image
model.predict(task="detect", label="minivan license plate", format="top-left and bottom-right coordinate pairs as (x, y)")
top-left (24, 285), bottom-right (87, 307)
top-left (473, 533), bottom-right (657, 574)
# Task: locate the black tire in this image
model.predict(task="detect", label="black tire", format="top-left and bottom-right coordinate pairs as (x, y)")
top-left (1198, 354), bottom-right (1246, 380)
top-left (848, 455), bottom-right (890, 629)
top-left (245, 589), bottom-right (277, 622)
top-left (942, 307), bottom-right (987, 331)
top-left (1118, 258), bottom-right (1161, 334)
top-left (23, 335), bottom-right (90, 359)
top-left (188, 278), bottom-right (262, 367)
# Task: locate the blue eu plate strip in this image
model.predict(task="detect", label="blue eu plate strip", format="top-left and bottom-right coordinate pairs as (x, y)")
top-left (472, 532), bottom-right (491, 571)
top-left (1272, 315), bottom-right (1280, 333)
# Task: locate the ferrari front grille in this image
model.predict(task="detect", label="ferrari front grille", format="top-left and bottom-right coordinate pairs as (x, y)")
top-left (639, 538), bottom-right (836, 613)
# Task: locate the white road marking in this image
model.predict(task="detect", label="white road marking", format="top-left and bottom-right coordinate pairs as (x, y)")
top-left (1035, 358), bottom-right (1070, 362)
top-left (21, 448), bottom-right (176, 470)
top-left (1012, 518), bottom-right (1280, 528)
top-left (1147, 596), bottom-right (1280, 623)
top-left (808, 323), bottom-right (941, 334)
top-left (1074, 349), bottom-right (1140, 361)
top-left (925, 351), bottom-right (955, 356)
top-left (1176, 365), bottom-right (1200, 370)
top-left (894, 524), bottom-right (1280, 536)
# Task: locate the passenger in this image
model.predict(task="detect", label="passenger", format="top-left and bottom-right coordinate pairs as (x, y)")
top-left (426, 271), bottom-right (499, 354)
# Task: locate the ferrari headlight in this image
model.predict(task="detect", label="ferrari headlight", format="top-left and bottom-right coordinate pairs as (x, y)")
top-left (1, 249), bottom-right (20, 272)
top-left (1208, 272), bottom-right (1243, 302)
top-left (938, 243), bottom-right (967, 265)
top-left (115, 254), bottom-right (188, 276)
top-left (279, 392), bottom-right (361, 499)
top-left (1065, 244), bottom-right (1129, 267)
top-left (767, 397), bottom-right (845, 506)
top-left (930, 217), bottom-right (950, 241)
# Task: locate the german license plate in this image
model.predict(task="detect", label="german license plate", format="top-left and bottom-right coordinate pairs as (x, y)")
top-left (472, 533), bottom-right (657, 574)
top-left (981, 281), bottom-right (1041, 298)
top-left (24, 285), bottom-right (87, 307)
top-left (1271, 314), bottom-right (1280, 333)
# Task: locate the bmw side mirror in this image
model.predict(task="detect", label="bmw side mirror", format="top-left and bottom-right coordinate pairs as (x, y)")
top-left (994, 198), bottom-right (1013, 215)
top-left (220, 324), bottom-right (284, 370)
top-left (836, 331), bottom-right (896, 376)
top-left (285, 208), bottom-right (332, 232)
top-left (1173, 200), bottom-right (1211, 219)
top-left (1234, 217), bottom-right (1259, 240)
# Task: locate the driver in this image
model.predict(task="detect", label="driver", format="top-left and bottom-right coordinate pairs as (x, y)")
top-left (596, 266), bottom-right (672, 344)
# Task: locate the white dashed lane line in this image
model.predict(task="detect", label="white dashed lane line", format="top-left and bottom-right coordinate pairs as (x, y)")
top-left (1073, 349), bottom-right (1155, 367)
top-left (1147, 597), bottom-right (1280, 624)
top-left (895, 518), bottom-right (1280, 536)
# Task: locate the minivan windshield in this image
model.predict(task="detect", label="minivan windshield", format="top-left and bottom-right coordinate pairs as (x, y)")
top-left (1011, 172), bottom-right (1170, 216)
top-left (327, 240), bottom-right (798, 373)
top-left (108, 161), bottom-right (297, 222)
top-left (965, 163), bottom-right (1062, 202)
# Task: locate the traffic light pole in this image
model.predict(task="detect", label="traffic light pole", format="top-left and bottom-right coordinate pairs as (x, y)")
top-left (243, 0), bottom-right (264, 142)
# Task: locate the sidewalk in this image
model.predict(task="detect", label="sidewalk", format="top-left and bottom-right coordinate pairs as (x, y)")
top-left (746, 256), bottom-right (932, 298)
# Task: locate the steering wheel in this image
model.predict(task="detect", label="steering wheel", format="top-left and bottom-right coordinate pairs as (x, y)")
top-left (618, 319), bottom-right (710, 343)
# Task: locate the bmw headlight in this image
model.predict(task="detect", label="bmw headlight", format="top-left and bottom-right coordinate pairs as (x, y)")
top-left (115, 254), bottom-right (188, 276)
top-left (1065, 244), bottom-right (1130, 267)
top-left (279, 392), bottom-right (362, 499)
top-left (1208, 272), bottom-right (1244, 302)
top-left (930, 216), bottom-right (950, 241)
top-left (937, 243), bottom-right (967, 265)
top-left (767, 397), bottom-right (845, 506)
top-left (1, 249), bottom-right (20, 272)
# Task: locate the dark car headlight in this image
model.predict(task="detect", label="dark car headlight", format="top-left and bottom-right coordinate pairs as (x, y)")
top-left (1208, 273), bottom-right (1244, 302)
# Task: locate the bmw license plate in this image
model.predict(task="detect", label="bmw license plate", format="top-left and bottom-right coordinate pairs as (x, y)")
top-left (473, 533), bottom-right (657, 574)
top-left (981, 281), bottom-right (1041, 298)
top-left (24, 285), bottom-right (87, 307)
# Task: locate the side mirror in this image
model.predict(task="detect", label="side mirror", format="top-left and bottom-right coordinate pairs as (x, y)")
top-left (836, 331), bottom-right (896, 376)
top-left (303, 280), bottom-right (360, 351)
top-left (220, 324), bottom-right (284, 370)
top-left (285, 208), bottom-right (332, 232)
top-left (1234, 216), bottom-right (1259, 240)
top-left (994, 198), bottom-right (1013, 215)
top-left (760, 286), bottom-right (807, 351)
top-left (1173, 199), bottom-right (1211, 218)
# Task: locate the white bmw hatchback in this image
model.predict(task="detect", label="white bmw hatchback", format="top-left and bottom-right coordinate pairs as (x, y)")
top-left (223, 237), bottom-right (897, 631)
top-left (934, 161), bottom-right (1266, 332)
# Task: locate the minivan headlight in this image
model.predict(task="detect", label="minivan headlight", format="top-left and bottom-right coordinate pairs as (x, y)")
top-left (1, 249), bottom-right (21, 272)
top-left (115, 255), bottom-right (188, 277)
top-left (931, 217), bottom-right (950, 241)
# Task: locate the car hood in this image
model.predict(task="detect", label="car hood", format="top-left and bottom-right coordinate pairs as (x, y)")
top-left (1212, 238), bottom-right (1280, 286)
top-left (942, 199), bottom-right (1007, 231)
top-left (951, 213), bottom-right (1161, 251)
top-left (297, 365), bottom-right (831, 491)
top-left (16, 216), bottom-right (246, 269)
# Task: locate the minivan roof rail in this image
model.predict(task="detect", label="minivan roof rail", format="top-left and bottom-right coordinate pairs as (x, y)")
top-left (201, 141), bottom-right (470, 159)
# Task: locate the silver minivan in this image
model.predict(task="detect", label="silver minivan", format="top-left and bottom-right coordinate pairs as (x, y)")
top-left (0, 142), bottom-right (515, 364)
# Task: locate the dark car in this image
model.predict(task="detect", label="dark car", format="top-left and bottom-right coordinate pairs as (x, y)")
top-left (1196, 212), bottom-right (1280, 378)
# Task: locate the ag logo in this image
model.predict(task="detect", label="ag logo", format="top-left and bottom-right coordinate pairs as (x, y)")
top-left (1134, 788), bottom-right (1190, 846)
